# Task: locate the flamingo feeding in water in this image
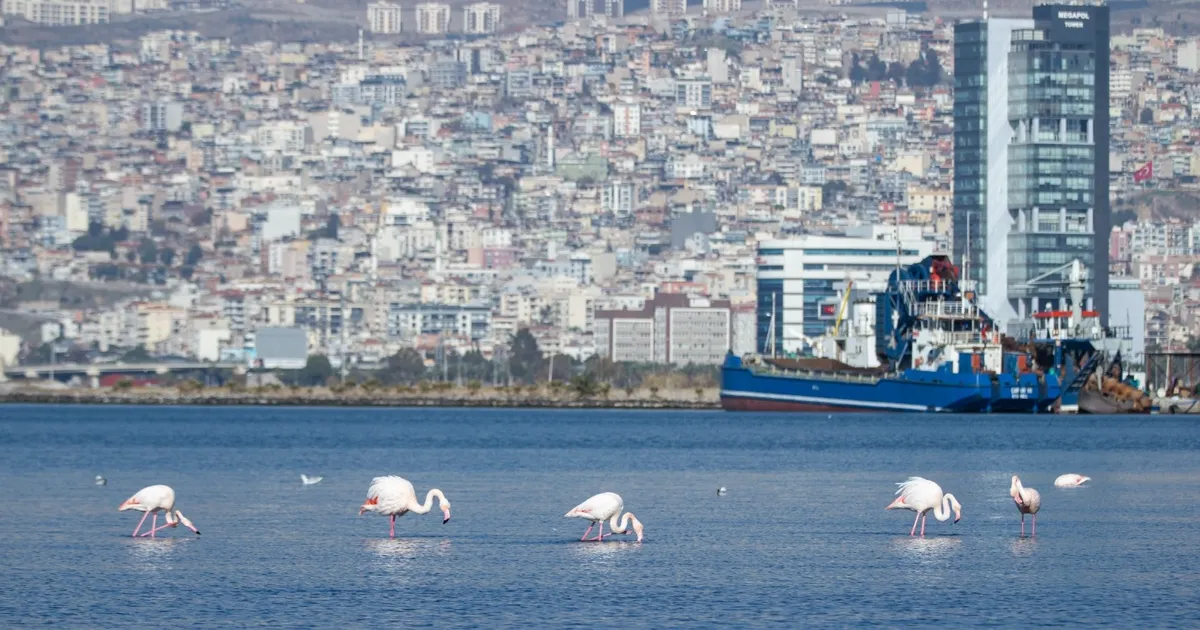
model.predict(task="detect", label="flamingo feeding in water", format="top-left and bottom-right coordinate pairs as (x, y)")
top-left (118, 485), bottom-right (200, 538)
top-left (358, 476), bottom-right (451, 538)
top-left (1010, 475), bottom-right (1042, 536)
top-left (1054, 473), bottom-right (1090, 488)
top-left (886, 477), bottom-right (962, 537)
top-left (564, 492), bottom-right (644, 543)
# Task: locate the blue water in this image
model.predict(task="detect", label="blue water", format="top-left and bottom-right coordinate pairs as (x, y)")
top-left (2, 405), bottom-right (1200, 627)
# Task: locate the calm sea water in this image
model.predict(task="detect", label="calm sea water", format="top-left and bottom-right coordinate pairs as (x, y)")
top-left (1, 405), bottom-right (1199, 627)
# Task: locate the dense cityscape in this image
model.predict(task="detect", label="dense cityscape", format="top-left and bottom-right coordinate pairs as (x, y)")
top-left (0, 0), bottom-right (1194, 390)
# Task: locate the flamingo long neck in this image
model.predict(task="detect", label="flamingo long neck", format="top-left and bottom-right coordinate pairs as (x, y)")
top-left (608, 511), bottom-right (635, 533)
top-left (410, 489), bottom-right (446, 514)
top-left (933, 494), bottom-right (956, 522)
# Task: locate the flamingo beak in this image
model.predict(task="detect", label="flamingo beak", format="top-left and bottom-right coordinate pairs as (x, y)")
top-left (954, 510), bottom-right (962, 524)
top-left (442, 507), bottom-right (451, 524)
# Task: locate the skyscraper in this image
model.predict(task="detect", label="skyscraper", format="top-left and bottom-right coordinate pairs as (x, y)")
top-left (953, 18), bottom-right (1033, 325)
top-left (953, 4), bottom-right (1110, 327)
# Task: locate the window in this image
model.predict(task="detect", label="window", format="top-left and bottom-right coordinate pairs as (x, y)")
top-left (803, 248), bottom-right (921, 257)
top-left (757, 248), bottom-right (785, 256)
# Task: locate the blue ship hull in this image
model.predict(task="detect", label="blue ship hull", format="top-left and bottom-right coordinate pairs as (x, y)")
top-left (720, 356), bottom-right (1059, 413)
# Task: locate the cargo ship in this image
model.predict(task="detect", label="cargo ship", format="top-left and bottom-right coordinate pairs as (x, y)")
top-left (720, 255), bottom-right (1106, 413)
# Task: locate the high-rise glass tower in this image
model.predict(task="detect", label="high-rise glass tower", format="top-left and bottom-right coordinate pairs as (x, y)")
top-left (953, 18), bottom-right (1033, 326)
top-left (953, 4), bottom-right (1110, 326)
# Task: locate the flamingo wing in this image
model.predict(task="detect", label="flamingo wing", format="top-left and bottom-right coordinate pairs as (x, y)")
top-left (888, 477), bottom-right (941, 511)
top-left (1023, 487), bottom-right (1042, 514)
top-left (120, 484), bottom-right (175, 512)
top-left (565, 492), bottom-right (623, 521)
top-left (365, 476), bottom-right (417, 514)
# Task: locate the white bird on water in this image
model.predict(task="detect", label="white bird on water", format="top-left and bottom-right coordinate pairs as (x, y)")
top-left (301, 474), bottom-right (323, 485)
top-left (717, 487), bottom-right (727, 496)
top-left (118, 485), bottom-right (201, 538)
top-left (1010, 475), bottom-right (1042, 536)
top-left (564, 492), bottom-right (644, 542)
top-left (95, 475), bottom-right (107, 486)
top-left (886, 477), bottom-right (962, 537)
top-left (1054, 473), bottom-right (1090, 488)
top-left (358, 476), bottom-right (451, 538)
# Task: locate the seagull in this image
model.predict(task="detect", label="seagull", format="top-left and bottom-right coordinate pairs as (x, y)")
top-left (717, 487), bottom-right (727, 496)
top-left (301, 474), bottom-right (323, 485)
top-left (95, 475), bottom-right (107, 486)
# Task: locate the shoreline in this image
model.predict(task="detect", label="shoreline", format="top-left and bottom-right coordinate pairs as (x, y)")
top-left (0, 390), bottom-right (723, 410)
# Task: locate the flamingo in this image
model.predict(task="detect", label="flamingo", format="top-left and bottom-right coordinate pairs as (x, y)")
top-left (1054, 473), bottom-right (1090, 488)
top-left (564, 492), bottom-right (645, 543)
top-left (1010, 475), bottom-right (1042, 536)
top-left (886, 477), bottom-right (962, 537)
top-left (358, 476), bottom-right (451, 538)
top-left (118, 485), bottom-right (200, 538)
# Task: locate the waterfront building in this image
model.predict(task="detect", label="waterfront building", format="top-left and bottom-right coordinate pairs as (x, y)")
top-left (594, 294), bottom-right (732, 365)
top-left (952, 17), bottom-right (1034, 325)
top-left (755, 226), bottom-right (934, 354)
top-left (953, 5), bottom-right (1110, 326)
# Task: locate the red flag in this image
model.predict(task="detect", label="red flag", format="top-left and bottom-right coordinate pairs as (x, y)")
top-left (1133, 161), bottom-right (1153, 183)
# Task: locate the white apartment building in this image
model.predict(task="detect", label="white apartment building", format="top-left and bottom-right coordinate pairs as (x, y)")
top-left (1, 0), bottom-right (108, 25)
top-left (612, 100), bottom-right (641, 138)
top-left (415, 2), bottom-right (450, 34)
top-left (566, 0), bottom-right (591, 19)
top-left (650, 0), bottom-right (685, 16)
top-left (755, 225), bottom-right (935, 354)
top-left (602, 181), bottom-right (636, 216)
top-left (703, 0), bottom-right (740, 12)
top-left (366, 2), bottom-right (402, 34)
top-left (594, 294), bottom-right (732, 365)
top-left (675, 77), bottom-right (713, 109)
top-left (462, 2), bottom-right (499, 34)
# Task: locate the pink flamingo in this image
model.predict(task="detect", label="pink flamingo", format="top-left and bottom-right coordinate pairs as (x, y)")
top-left (564, 492), bottom-right (644, 542)
top-left (118, 485), bottom-right (200, 538)
top-left (358, 476), bottom-right (451, 538)
top-left (886, 477), bottom-right (962, 536)
top-left (1011, 475), bottom-right (1042, 536)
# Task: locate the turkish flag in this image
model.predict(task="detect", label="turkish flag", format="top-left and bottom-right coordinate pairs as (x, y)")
top-left (1134, 162), bottom-right (1153, 183)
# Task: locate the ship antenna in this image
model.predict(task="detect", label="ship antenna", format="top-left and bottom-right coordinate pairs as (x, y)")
top-left (964, 212), bottom-right (971, 297)
top-left (768, 292), bottom-right (778, 358)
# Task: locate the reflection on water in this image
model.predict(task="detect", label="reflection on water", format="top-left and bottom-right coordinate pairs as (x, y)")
top-left (891, 536), bottom-right (963, 562)
top-left (366, 538), bottom-right (452, 561)
top-left (1010, 536), bottom-right (1038, 557)
top-left (125, 537), bottom-right (185, 572)
top-left (568, 540), bottom-right (642, 566)
top-left (366, 539), bottom-right (453, 587)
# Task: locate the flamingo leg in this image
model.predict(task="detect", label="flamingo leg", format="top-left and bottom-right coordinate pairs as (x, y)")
top-left (580, 523), bottom-right (594, 541)
top-left (151, 514), bottom-right (158, 538)
top-left (389, 514), bottom-right (396, 538)
top-left (1021, 513), bottom-right (1025, 536)
top-left (132, 511), bottom-right (150, 537)
top-left (592, 521), bottom-right (604, 542)
top-left (1031, 514), bottom-right (1036, 536)
top-left (139, 522), bottom-right (174, 537)
top-left (910, 512), bottom-right (920, 536)
top-left (920, 514), bottom-right (927, 537)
